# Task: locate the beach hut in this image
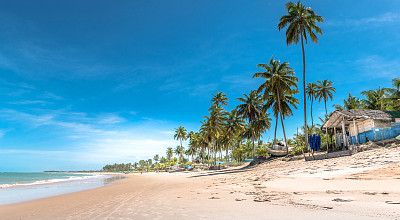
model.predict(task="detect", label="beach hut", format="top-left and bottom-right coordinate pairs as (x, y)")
top-left (321, 110), bottom-right (400, 149)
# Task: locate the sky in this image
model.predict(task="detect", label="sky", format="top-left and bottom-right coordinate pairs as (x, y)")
top-left (0, 0), bottom-right (399, 171)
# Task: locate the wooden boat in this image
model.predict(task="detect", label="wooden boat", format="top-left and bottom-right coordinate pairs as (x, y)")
top-left (267, 148), bottom-right (287, 157)
top-left (266, 142), bottom-right (288, 157)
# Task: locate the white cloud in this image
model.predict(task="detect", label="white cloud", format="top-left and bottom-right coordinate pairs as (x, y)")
top-left (0, 109), bottom-right (181, 167)
top-left (355, 55), bottom-right (400, 79)
top-left (8, 100), bottom-right (49, 105)
top-left (327, 12), bottom-right (400, 27)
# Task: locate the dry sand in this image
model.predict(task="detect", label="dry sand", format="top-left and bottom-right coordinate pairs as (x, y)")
top-left (1, 146), bottom-right (400, 220)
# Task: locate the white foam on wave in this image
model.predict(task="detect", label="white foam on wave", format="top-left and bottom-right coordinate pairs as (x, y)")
top-left (0, 174), bottom-right (105, 189)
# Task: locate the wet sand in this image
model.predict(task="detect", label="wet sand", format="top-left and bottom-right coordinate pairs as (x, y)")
top-left (1, 146), bottom-right (399, 220)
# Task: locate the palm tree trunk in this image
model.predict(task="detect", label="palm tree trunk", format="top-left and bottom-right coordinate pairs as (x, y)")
top-left (251, 122), bottom-right (255, 158)
top-left (207, 144), bottom-right (210, 166)
top-left (324, 99), bottom-right (328, 116)
top-left (311, 98), bottom-right (314, 128)
top-left (276, 89), bottom-right (288, 154)
top-left (301, 31), bottom-right (309, 158)
top-left (274, 115), bottom-right (278, 143)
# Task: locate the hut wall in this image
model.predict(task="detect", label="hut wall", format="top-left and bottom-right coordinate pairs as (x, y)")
top-left (349, 119), bottom-right (399, 145)
top-left (374, 119), bottom-right (392, 128)
top-left (392, 120), bottom-right (400, 137)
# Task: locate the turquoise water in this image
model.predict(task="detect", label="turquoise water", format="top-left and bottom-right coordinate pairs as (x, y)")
top-left (0, 172), bottom-right (91, 187)
top-left (0, 172), bottom-right (125, 205)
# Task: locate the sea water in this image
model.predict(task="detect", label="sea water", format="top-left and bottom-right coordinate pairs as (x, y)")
top-left (0, 172), bottom-right (124, 205)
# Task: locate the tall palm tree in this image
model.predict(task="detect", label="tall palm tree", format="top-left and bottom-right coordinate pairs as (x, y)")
top-left (278, 1), bottom-right (324, 151)
top-left (263, 89), bottom-right (299, 153)
top-left (166, 147), bottom-right (173, 161)
top-left (174, 126), bottom-right (187, 149)
top-left (236, 90), bottom-right (265, 157)
top-left (306, 82), bottom-right (318, 127)
top-left (253, 57), bottom-right (298, 150)
top-left (225, 109), bottom-right (246, 160)
top-left (174, 145), bottom-right (184, 159)
top-left (316, 79), bottom-right (336, 116)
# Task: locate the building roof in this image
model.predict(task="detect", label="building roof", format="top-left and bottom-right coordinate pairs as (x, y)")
top-left (322, 109), bottom-right (395, 129)
top-left (386, 111), bottom-right (400, 118)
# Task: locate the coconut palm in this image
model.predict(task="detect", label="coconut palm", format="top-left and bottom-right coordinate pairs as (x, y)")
top-left (316, 79), bottom-right (336, 116)
top-left (174, 126), bottom-right (187, 149)
top-left (166, 147), bottom-right (173, 160)
top-left (278, 1), bottom-right (324, 151)
top-left (236, 90), bottom-right (265, 157)
top-left (263, 89), bottom-right (299, 153)
top-left (153, 154), bottom-right (159, 163)
top-left (361, 87), bottom-right (388, 110)
top-left (306, 82), bottom-right (318, 127)
top-left (225, 109), bottom-right (246, 160)
top-left (333, 93), bottom-right (362, 110)
top-left (211, 92), bottom-right (229, 108)
top-left (174, 145), bottom-right (184, 160)
top-left (385, 78), bottom-right (400, 110)
top-left (253, 57), bottom-right (298, 150)
top-left (203, 105), bottom-right (227, 165)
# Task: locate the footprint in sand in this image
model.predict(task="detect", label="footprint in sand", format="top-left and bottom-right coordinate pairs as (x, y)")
top-left (332, 198), bottom-right (352, 202)
top-left (385, 201), bottom-right (400, 204)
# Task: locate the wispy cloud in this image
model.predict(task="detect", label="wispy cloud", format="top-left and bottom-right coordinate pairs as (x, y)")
top-left (327, 12), bottom-right (400, 27)
top-left (8, 100), bottom-right (49, 105)
top-left (355, 55), bottom-right (400, 79)
top-left (0, 109), bottom-right (178, 167)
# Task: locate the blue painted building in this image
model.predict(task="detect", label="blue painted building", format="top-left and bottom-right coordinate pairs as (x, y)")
top-left (322, 110), bottom-right (400, 148)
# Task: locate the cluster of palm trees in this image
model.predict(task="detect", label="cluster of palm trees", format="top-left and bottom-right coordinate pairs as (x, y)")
top-left (157, 1), bottom-right (326, 164)
top-left (101, 2), bottom-right (399, 171)
top-left (306, 80), bottom-right (336, 127)
top-left (333, 78), bottom-right (400, 111)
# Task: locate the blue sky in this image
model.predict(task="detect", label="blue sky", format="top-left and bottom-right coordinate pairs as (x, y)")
top-left (0, 0), bottom-right (399, 171)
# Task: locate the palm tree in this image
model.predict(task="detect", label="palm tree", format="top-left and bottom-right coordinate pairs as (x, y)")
top-left (174, 145), bottom-right (184, 160)
top-left (253, 57), bottom-right (298, 150)
top-left (166, 147), bottom-right (173, 160)
top-left (361, 87), bottom-right (388, 110)
top-left (306, 82), bottom-right (318, 127)
top-left (153, 154), bottom-right (159, 163)
top-left (225, 109), bottom-right (246, 160)
top-left (211, 92), bottom-right (229, 108)
top-left (236, 90), bottom-right (265, 157)
top-left (202, 105), bottom-right (227, 165)
top-left (333, 93), bottom-right (362, 110)
top-left (385, 78), bottom-right (400, 110)
top-left (278, 1), bottom-right (324, 152)
top-left (316, 79), bottom-right (336, 116)
top-left (174, 126), bottom-right (187, 149)
top-left (263, 89), bottom-right (299, 153)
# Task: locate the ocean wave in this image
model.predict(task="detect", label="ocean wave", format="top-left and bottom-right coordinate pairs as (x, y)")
top-left (0, 174), bottom-right (105, 189)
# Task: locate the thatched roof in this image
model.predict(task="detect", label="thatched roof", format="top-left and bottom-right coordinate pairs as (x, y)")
top-left (322, 110), bottom-right (395, 129)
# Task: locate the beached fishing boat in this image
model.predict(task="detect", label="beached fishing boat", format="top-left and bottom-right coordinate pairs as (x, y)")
top-left (266, 148), bottom-right (287, 157)
top-left (266, 142), bottom-right (288, 157)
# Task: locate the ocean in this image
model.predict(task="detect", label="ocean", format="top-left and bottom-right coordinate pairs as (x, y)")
top-left (0, 172), bottom-right (124, 205)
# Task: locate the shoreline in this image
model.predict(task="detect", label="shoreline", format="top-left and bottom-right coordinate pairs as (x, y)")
top-left (0, 146), bottom-right (399, 219)
top-left (0, 173), bottom-right (125, 206)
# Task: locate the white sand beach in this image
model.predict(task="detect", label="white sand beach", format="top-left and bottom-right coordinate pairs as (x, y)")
top-left (0, 145), bottom-right (399, 220)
